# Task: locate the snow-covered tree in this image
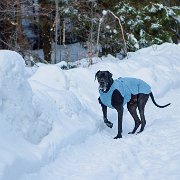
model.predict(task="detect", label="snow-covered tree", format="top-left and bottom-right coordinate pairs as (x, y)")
top-left (115, 2), bottom-right (180, 51)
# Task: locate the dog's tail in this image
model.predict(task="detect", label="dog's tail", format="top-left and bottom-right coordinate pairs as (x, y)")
top-left (150, 92), bottom-right (171, 108)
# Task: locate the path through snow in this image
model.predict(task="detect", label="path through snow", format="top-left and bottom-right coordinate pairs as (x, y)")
top-left (0, 43), bottom-right (180, 180)
top-left (21, 88), bottom-right (180, 180)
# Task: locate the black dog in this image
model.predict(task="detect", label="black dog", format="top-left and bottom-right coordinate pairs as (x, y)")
top-left (95, 70), bottom-right (171, 139)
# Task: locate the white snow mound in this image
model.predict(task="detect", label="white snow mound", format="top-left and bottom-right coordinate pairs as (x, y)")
top-left (0, 50), bottom-right (53, 144)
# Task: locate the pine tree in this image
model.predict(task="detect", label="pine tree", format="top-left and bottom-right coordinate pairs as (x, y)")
top-left (114, 1), bottom-right (180, 52)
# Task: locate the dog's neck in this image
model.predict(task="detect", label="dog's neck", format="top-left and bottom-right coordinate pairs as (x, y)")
top-left (104, 78), bottom-right (114, 92)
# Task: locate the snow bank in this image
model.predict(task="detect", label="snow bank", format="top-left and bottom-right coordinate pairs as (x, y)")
top-left (0, 43), bottom-right (180, 180)
top-left (28, 65), bottom-right (98, 144)
top-left (23, 43), bottom-right (180, 180)
top-left (0, 50), bottom-right (53, 144)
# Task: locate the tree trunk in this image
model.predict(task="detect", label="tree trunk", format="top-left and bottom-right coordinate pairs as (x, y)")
top-left (63, 19), bottom-right (69, 68)
top-left (39, 0), bottom-right (52, 63)
top-left (88, 1), bottom-right (94, 66)
top-left (54, 0), bottom-right (59, 64)
top-left (16, 0), bottom-right (25, 51)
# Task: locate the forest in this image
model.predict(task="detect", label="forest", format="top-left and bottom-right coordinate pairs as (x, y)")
top-left (0, 0), bottom-right (179, 64)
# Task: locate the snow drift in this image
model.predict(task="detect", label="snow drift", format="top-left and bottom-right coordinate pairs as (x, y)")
top-left (0, 50), bottom-right (53, 144)
top-left (0, 43), bottom-right (180, 180)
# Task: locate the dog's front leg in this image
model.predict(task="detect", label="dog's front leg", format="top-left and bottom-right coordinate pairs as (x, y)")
top-left (102, 104), bottom-right (113, 128)
top-left (114, 105), bottom-right (123, 139)
top-left (98, 97), bottom-right (113, 128)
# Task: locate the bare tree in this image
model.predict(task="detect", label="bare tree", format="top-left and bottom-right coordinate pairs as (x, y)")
top-left (54, 0), bottom-right (59, 64)
top-left (39, 0), bottom-right (54, 63)
top-left (0, 1), bottom-right (35, 54)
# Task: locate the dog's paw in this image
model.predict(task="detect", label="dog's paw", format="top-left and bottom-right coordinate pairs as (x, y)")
top-left (114, 134), bottom-right (122, 139)
top-left (128, 131), bottom-right (135, 134)
top-left (105, 122), bottom-right (113, 128)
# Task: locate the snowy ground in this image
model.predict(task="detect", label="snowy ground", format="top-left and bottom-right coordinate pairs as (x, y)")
top-left (0, 43), bottom-right (180, 180)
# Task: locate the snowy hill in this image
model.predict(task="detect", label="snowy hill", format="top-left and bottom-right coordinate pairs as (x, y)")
top-left (0, 43), bottom-right (180, 180)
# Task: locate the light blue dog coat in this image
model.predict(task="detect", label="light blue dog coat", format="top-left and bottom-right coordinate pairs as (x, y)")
top-left (99, 77), bottom-right (151, 109)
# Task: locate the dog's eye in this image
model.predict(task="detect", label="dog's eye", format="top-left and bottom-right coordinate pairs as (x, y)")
top-left (105, 75), bottom-right (109, 79)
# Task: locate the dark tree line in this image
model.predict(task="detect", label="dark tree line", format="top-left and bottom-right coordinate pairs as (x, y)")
top-left (0, 0), bottom-right (179, 64)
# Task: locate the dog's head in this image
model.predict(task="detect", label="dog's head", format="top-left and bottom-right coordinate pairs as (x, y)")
top-left (95, 71), bottom-right (113, 92)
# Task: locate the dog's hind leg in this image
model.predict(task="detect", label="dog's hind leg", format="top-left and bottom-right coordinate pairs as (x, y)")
top-left (127, 102), bottom-right (141, 134)
top-left (112, 90), bottom-right (124, 139)
top-left (137, 94), bottom-right (149, 133)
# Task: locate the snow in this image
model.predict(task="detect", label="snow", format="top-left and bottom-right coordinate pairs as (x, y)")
top-left (174, 15), bottom-right (180, 22)
top-left (113, 29), bottom-right (117, 34)
top-left (0, 50), bottom-right (53, 145)
top-left (151, 23), bottom-right (162, 29)
top-left (102, 10), bottom-right (107, 16)
top-left (0, 43), bottom-right (180, 180)
top-left (128, 33), bottom-right (139, 49)
top-left (106, 25), bottom-right (110, 29)
top-left (148, 4), bottom-right (163, 13)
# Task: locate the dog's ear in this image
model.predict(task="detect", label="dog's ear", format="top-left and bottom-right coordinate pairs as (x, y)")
top-left (107, 71), bottom-right (112, 79)
top-left (95, 70), bottom-right (100, 81)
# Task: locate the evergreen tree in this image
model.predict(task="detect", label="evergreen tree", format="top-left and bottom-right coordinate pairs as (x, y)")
top-left (114, 1), bottom-right (180, 52)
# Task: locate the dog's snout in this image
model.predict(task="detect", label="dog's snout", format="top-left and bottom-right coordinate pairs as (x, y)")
top-left (100, 79), bottom-right (104, 83)
top-left (100, 79), bottom-right (105, 85)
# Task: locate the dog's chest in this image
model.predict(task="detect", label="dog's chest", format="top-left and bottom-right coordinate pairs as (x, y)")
top-left (99, 78), bottom-right (127, 108)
